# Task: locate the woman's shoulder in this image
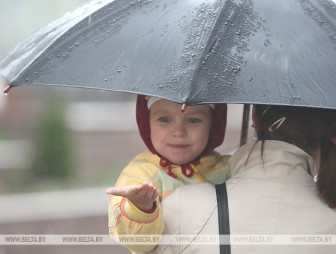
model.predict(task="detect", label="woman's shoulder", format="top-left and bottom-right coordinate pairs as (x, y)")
top-left (162, 183), bottom-right (217, 212)
top-left (172, 182), bottom-right (217, 196)
top-left (182, 182), bottom-right (217, 196)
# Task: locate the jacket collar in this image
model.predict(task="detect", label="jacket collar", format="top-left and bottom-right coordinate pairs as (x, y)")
top-left (229, 140), bottom-right (316, 185)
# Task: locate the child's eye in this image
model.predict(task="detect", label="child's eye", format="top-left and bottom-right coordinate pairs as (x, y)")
top-left (187, 118), bottom-right (202, 124)
top-left (158, 116), bottom-right (172, 123)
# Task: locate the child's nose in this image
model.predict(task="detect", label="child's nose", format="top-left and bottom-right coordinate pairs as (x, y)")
top-left (172, 122), bottom-right (187, 137)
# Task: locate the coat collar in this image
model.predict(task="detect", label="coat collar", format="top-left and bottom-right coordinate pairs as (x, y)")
top-left (229, 140), bottom-right (317, 185)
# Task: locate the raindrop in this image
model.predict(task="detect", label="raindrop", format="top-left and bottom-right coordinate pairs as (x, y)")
top-left (25, 78), bottom-right (30, 81)
top-left (117, 70), bottom-right (122, 73)
top-left (292, 96), bottom-right (301, 100)
top-left (104, 79), bottom-right (108, 82)
top-left (233, 66), bottom-right (241, 73)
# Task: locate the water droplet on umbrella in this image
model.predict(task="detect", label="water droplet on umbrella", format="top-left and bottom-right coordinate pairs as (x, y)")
top-left (233, 66), bottom-right (241, 73)
top-left (117, 70), bottom-right (122, 73)
top-left (292, 96), bottom-right (301, 100)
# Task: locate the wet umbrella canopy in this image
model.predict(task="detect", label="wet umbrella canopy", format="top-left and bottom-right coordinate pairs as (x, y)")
top-left (1, 0), bottom-right (336, 108)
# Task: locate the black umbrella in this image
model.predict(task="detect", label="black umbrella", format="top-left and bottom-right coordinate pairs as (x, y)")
top-left (1, 0), bottom-right (336, 110)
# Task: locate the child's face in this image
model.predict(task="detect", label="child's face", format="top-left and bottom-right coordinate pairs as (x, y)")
top-left (149, 99), bottom-right (212, 165)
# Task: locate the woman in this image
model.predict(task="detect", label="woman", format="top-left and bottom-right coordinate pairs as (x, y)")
top-left (149, 104), bottom-right (336, 254)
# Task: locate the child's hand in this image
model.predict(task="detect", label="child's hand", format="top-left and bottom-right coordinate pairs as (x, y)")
top-left (106, 183), bottom-right (159, 213)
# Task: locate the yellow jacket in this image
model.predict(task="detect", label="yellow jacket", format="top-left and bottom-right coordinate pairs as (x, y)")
top-left (108, 150), bottom-right (229, 252)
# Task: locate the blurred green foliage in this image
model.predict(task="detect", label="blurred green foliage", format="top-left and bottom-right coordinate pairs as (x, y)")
top-left (30, 93), bottom-right (75, 181)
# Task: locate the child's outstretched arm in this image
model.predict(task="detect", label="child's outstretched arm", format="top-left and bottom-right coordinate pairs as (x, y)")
top-left (106, 183), bottom-right (159, 213)
top-left (107, 178), bottom-right (163, 252)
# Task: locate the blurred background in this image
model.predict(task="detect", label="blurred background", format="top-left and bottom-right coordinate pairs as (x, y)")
top-left (0, 1), bottom-right (252, 253)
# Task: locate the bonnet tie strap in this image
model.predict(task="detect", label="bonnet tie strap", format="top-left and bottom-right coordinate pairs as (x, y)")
top-left (159, 159), bottom-right (201, 178)
top-left (181, 160), bottom-right (200, 177)
top-left (160, 158), bottom-right (203, 178)
top-left (160, 159), bottom-right (177, 178)
top-left (181, 164), bottom-right (194, 177)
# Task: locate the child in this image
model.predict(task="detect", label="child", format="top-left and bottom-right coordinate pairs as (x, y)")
top-left (106, 95), bottom-right (229, 252)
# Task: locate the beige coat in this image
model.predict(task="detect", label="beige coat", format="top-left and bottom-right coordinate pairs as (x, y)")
top-left (149, 141), bottom-right (336, 254)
